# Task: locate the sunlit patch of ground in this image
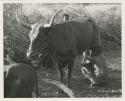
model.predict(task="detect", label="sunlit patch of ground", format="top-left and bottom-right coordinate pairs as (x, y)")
top-left (36, 50), bottom-right (121, 97)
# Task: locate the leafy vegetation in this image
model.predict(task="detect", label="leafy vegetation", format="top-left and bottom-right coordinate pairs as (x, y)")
top-left (4, 3), bottom-right (121, 55)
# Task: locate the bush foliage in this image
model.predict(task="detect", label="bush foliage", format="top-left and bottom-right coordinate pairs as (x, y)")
top-left (4, 3), bottom-right (121, 55)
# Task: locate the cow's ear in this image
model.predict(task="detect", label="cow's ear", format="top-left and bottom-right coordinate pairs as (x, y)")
top-left (39, 27), bottom-right (44, 32)
top-left (44, 27), bottom-right (51, 33)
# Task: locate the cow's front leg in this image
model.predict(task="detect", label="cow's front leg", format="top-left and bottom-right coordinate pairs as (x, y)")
top-left (67, 60), bottom-right (74, 88)
top-left (56, 62), bottom-right (65, 96)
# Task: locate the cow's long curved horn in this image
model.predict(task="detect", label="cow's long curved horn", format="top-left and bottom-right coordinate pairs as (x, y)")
top-left (15, 12), bottom-right (31, 29)
top-left (44, 10), bottom-right (63, 28)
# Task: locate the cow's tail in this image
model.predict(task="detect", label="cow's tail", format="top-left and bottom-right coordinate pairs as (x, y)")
top-left (93, 20), bottom-right (101, 47)
top-left (83, 12), bottom-right (101, 47)
top-left (41, 79), bottom-right (75, 97)
top-left (89, 18), bottom-right (101, 47)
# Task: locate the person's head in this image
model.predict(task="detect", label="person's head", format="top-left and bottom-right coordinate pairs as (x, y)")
top-left (82, 49), bottom-right (92, 65)
top-left (63, 13), bottom-right (69, 22)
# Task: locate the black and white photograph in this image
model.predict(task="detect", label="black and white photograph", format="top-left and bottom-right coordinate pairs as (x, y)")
top-left (3, 3), bottom-right (122, 98)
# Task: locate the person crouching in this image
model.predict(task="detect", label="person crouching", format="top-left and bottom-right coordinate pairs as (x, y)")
top-left (81, 49), bottom-right (107, 87)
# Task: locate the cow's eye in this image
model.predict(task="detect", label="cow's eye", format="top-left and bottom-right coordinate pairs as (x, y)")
top-left (39, 27), bottom-right (43, 32)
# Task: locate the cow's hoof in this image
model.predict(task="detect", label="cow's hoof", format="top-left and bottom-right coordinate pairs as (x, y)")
top-left (56, 90), bottom-right (63, 96)
top-left (89, 83), bottom-right (96, 88)
top-left (57, 91), bottom-right (69, 97)
top-left (56, 90), bottom-right (68, 97)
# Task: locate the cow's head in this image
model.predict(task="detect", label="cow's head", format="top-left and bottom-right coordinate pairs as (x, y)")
top-left (16, 10), bottom-right (62, 60)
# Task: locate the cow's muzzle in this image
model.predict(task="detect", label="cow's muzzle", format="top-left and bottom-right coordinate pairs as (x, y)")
top-left (27, 50), bottom-right (41, 60)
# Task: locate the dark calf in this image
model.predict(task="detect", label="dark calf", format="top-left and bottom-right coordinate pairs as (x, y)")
top-left (4, 63), bottom-right (37, 98)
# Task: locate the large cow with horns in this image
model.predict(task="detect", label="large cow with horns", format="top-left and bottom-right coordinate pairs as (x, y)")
top-left (16, 10), bottom-right (101, 95)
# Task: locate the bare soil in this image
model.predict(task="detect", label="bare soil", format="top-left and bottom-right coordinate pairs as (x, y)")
top-left (36, 50), bottom-right (121, 97)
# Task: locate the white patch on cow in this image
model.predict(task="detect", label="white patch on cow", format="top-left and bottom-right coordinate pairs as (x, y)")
top-left (26, 46), bottom-right (32, 58)
top-left (27, 23), bottom-right (44, 57)
top-left (29, 23), bottom-right (43, 41)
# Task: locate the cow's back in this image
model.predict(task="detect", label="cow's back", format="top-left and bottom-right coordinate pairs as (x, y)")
top-left (4, 63), bottom-right (35, 80)
top-left (4, 63), bottom-right (36, 97)
top-left (50, 17), bottom-right (95, 55)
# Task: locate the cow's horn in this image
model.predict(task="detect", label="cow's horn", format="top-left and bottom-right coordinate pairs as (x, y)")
top-left (44, 10), bottom-right (63, 28)
top-left (15, 11), bottom-right (31, 29)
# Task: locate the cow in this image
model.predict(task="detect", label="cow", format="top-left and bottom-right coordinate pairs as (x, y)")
top-left (16, 10), bottom-right (101, 95)
top-left (4, 63), bottom-right (75, 97)
top-left (4, 63), bottom-right (38, 98)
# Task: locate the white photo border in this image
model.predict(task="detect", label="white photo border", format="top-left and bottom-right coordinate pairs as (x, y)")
top-left (0, 0), bottom-right (124, 101)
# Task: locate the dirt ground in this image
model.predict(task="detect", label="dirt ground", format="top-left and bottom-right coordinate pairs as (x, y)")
top-left (36, 50), bottom-right (121, 97)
